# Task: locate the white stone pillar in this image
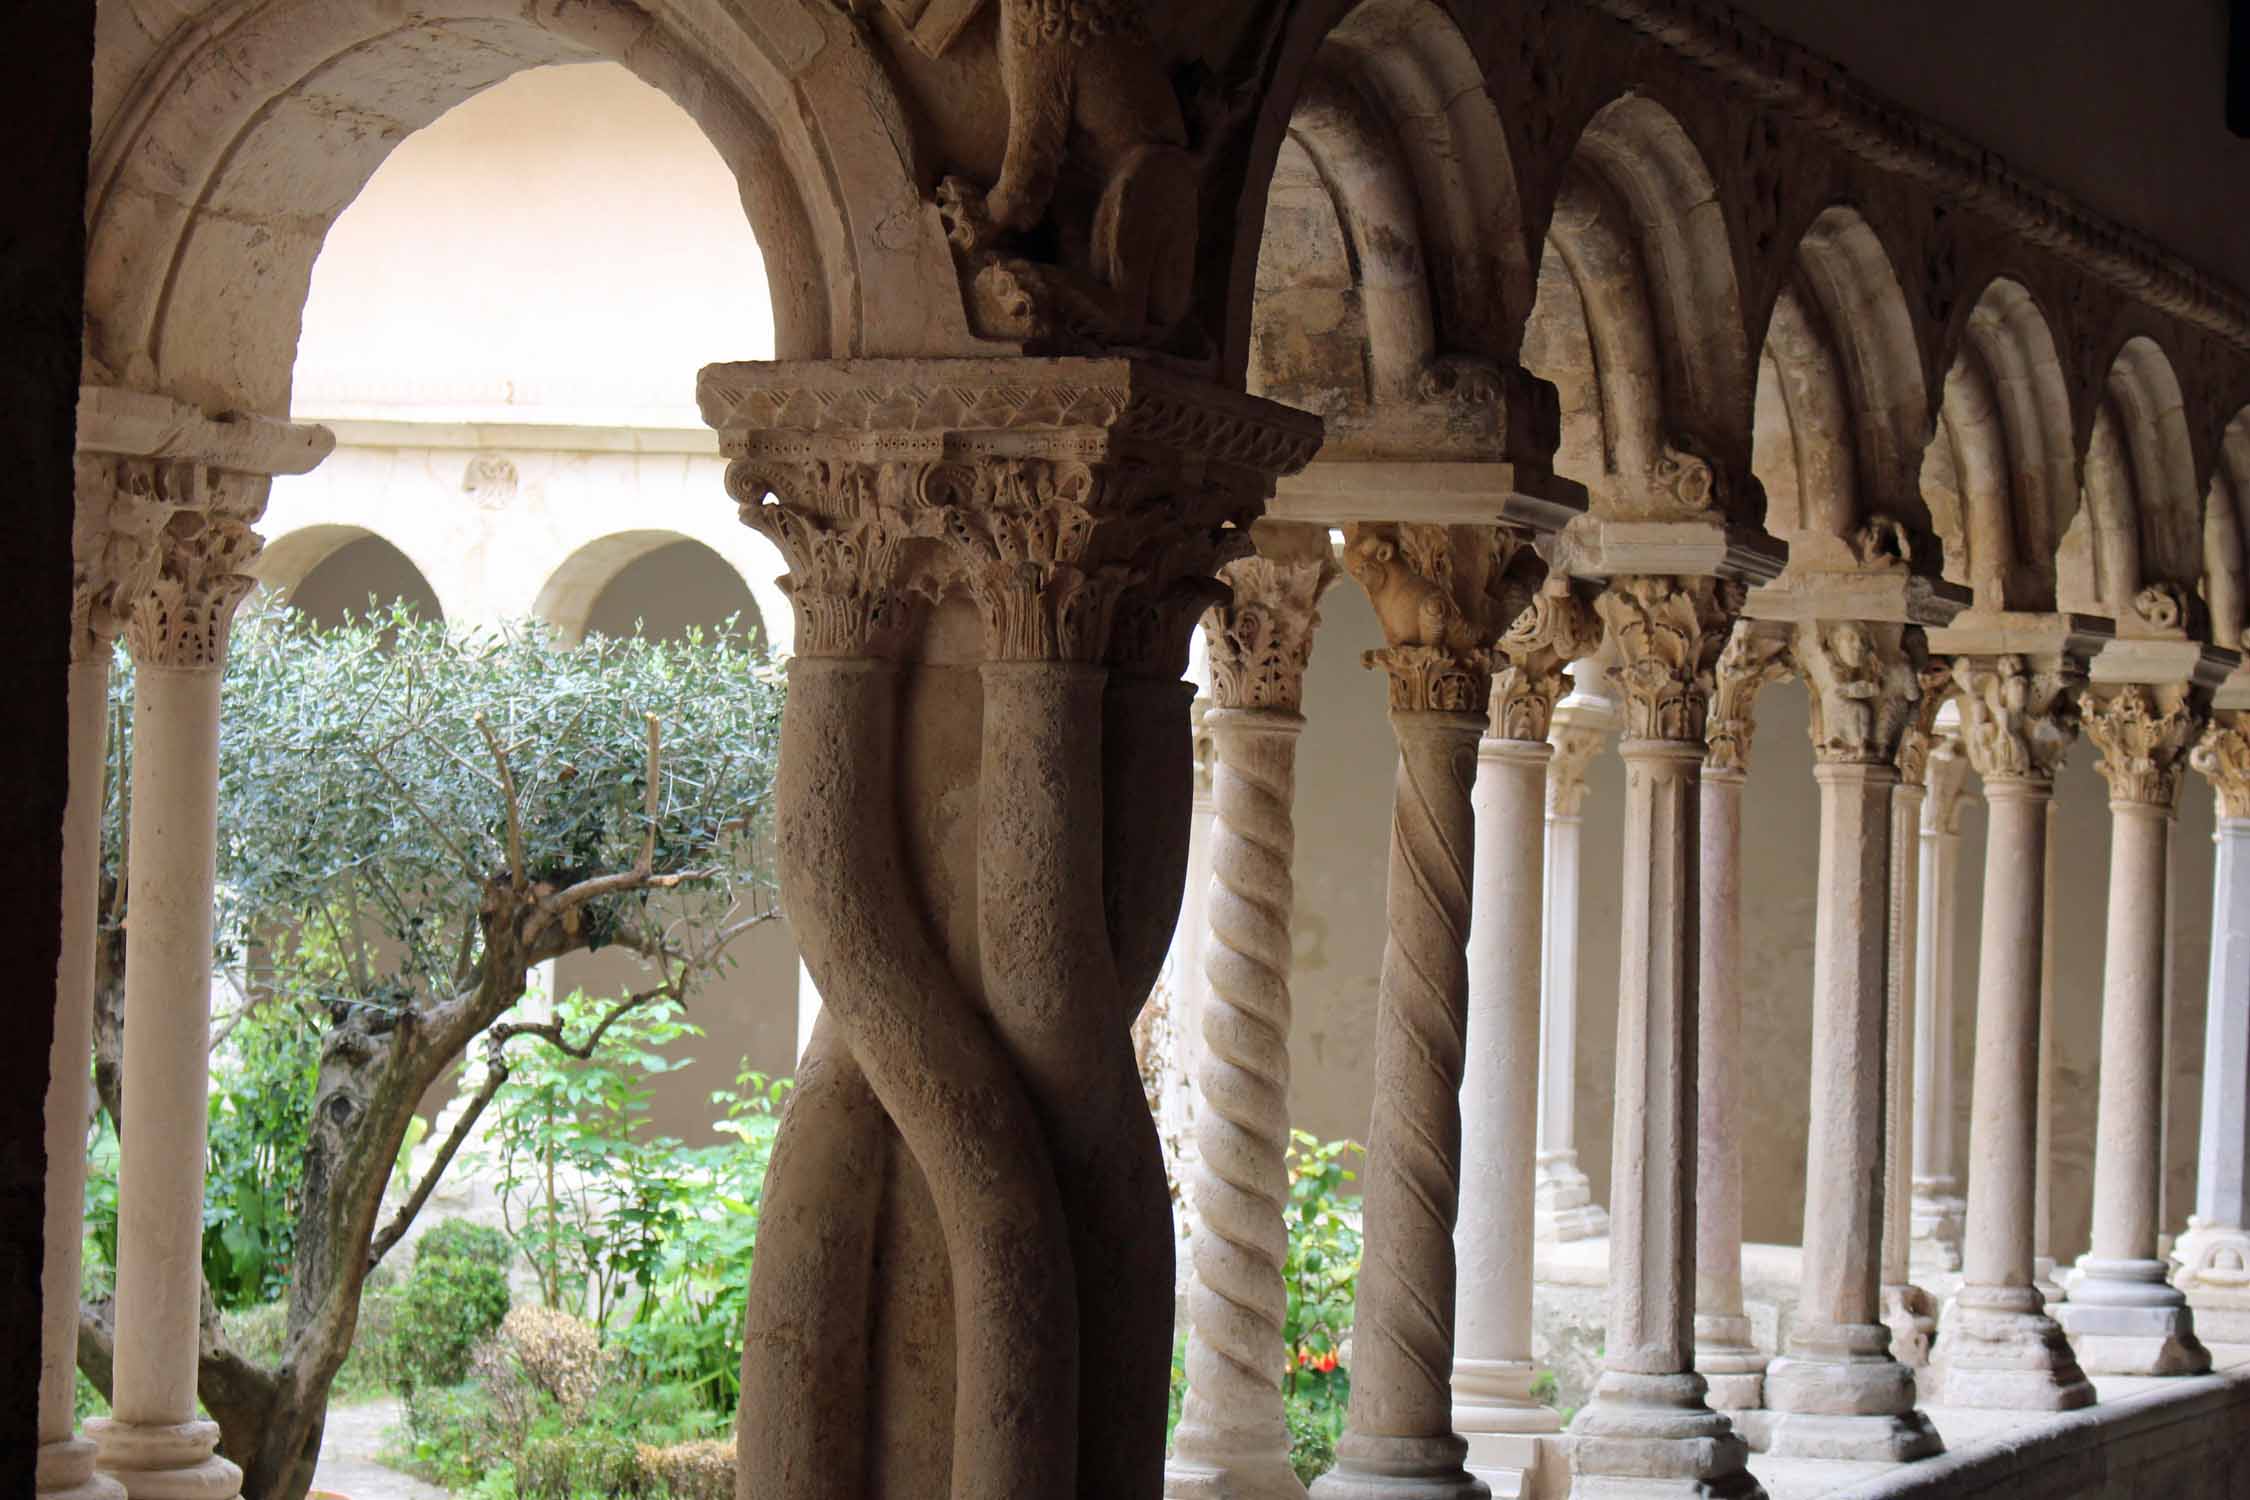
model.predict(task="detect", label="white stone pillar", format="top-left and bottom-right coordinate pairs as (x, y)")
top-left (2059, 685), bottom-right (2211, 1374)
top-left (1569, 575), bottom-right (1759, 1498)
top-left (1454, 579), bottom-right (1595, 1486)
top-left (1170, 538), bottom-right (1336, 1500)
top-left (1762, 622), bottom-right (1940, 1462)
top-left (1535, 678), bottom-right (1613, 1243)
top-left (1692, 623), bottom-right (1790, 1413)
top-left (1926, 654), bottom-right (2095, 1410)
top-left (2176, 713), bottom-right (2250, 1341)
top-left (2032, 798), bottom-right (2066, 1304)
top-left (1910, 732), bottom-right (1972, 1270)
top-left (1881, 749), bottom-right (1935, 1365)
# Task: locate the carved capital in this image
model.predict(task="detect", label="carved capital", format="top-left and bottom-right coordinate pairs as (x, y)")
top-left (1794, 620), bottom-right (1925, 766)
top-left (1925, 737), bottom-right (1975, 833)
top-left (1204, 544), bottom-right (1340, 713)
top-left (1344, 522), bottom-right (1507, 714)
top-left (1895, 659), bottom-right (1958, 786)
top-left (727, 458), bottom-right (934, 659)
top-left (2191, 711), bottom-right (2250, 819)
top-left (1547, 722), bottom-right (1607, 818)
top-left (1491, 576), bottom-right (1602, 742)
top-left (1950, 653), bottom-right (2083, 784)
top-left (1594, 574), bottom-right (1744, 743)
top-left (1704, 620), bottom-right (1792, 774)
top-left (71, 454), bottom-right (172, 661)
top-left (116, 462), bottom-right (266, 671)
top-left (2082, 683), bottom-right (2204, 809)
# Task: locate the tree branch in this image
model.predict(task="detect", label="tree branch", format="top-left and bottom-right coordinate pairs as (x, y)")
top-left (367, 1050), bottom-right (511, 1272)
top-left (358, 740), bottom-right (480, 877)
top-left (641, 712), bottom-right (661, 872)
top-left (477, 712), bottom-right (528, 894)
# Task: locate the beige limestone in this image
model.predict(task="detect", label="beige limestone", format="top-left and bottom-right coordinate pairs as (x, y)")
top-left (1909, 731), bottom-right (1973, 1272)
top-left (2177, 716), bottom-right (2250, 1341)
top-left (1536, 682), bottom-right (1614, 1244)
top-left (1878, 750), bottom-right (1937, 1367)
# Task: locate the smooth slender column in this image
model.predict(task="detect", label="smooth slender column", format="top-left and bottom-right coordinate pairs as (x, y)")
top-left (1170, 539), bottom-right (1336, 1500)
top-left (1926, 655), bottom-right (2094, 1410)
top-left (1316, 522), bottom-right (1502, 1500)
top-left (39, 642), bottom-right (128, 1500)
top-left (2059, 685), bottom-right (2210, 1374)
top-left (1536, 685), bottom-right (1612, 1242)
top-left (2032, 798), bottom-right (2066, 1304)
top-left (2176, 715), bottom-right (2250, 1342)
top-left (1763, 622), bottom-right (1939, 1462)
top-left (1693, 622), bottom-right (1789, 1413)
top-left (1570, 575), bottom-right (1761, 1500)
top-left (1910, 736), bottom-right (1972, 1270)
top-left (1879, 767), bottom-right (1935, 1366)
top-left (1454, 577), bottom-right (1595, 1487)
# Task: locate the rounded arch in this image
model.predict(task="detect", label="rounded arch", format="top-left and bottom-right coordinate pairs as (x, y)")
top-left (1231, 0), bottom-right (1531, 397)
top-left (83, 0), bottom-right (949, 418)
top-left (2064, 335), bottom-right (2202, 629)
top-left (256, 524), bottom-right (446, 627)
top-left (1921, 278), bottom-right (2078, 610)
top-left (535, 528), bottom-right (790, 653)
top-left (1523, 94), bottom-right (1753, 520)
top-left (2207, 410), bottom-right (2250, 650)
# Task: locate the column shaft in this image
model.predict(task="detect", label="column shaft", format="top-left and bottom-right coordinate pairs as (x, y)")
top-left (2032, 800), bottom-right (2064, 1302)
top-left (1534, 724), bottom-right (1608, 1242)
top-left (1909, 798), bottom-right (1966, 1269)
top-left (1454, 738), bottom-right (1562, 1472)
top-left (2175, 814), bottom-right (2250, 1340)
top-left (1693, 769), bottom-right (1762, 1409)
top-left (1881, 784), bottom-right (1937, 1364)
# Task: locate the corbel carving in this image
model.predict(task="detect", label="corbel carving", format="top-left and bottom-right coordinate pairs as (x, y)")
top-left (1594, 574), bottom-right (1744, 742)
top-left (1703, 619), bottom-right (1793, 774)
top-left (1343, 522), bottom-right (1505, 714)
top-left (1794, 620), bottom-right (1925, 766)
top-left (1491, 575), bottom-right (1602, 743)
top-left (2132, 581), bottom-right (2190, 634)
top-left (2193, 712), bottom-right (2250, 819)
top-left (1950, 654), bottom-right (2084, 784)
top-left (1650, 439), bottom-right (1720, 514)
top-left (1204, 542), bottom-right (1340, 714)
top-left (2082, 682), bottom-right (2204, 809)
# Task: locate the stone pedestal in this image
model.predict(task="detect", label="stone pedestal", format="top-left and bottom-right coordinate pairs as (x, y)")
top-left (1536, 689), bottom-right (1613, 1243)
top-left (1566, 576), bottom-right (1762, 1500)
top-left (1926, 653), bottom-right (2094, 1410)
top-left (2060, 685), bottom-right (2211, 1374)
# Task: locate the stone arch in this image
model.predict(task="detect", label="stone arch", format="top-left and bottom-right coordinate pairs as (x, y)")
top-left (2206, 410), bottom-right (2250, 650)
top-left (1524, 94), bottom-right (1755, 520)
top-left (534, 527), bottom-right (789, 653)
top-left (1230, 0), bottom-right (1531, 400)
top-left (1921, 278), bottom-right (2077, 610)
top-left (83, 0), bottom-right (951, 420)
top-left (2063, 335), bottom-right (2204, 629)
top-left (1754, 206), bottom-right (1934, 570)
top-left (254, 522), bottom-right (453, 624)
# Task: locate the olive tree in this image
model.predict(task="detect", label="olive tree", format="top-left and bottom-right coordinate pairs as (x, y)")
top-left (77, 603), bottom-right (782, 1500)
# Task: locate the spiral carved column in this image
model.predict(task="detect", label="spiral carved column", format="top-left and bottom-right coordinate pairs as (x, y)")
top-left (708, 359), bottom-right (1320, 1500)
top-left (1169, 529), bottom-right (1338, 1500)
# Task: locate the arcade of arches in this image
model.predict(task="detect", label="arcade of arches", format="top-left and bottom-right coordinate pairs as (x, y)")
top-left (31, 2), bottom-right (2250, 1499)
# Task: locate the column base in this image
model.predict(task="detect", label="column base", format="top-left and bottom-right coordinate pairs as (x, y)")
top-left (38, 1438), bottom-right (127, 1500)
top-left (2172, 1220), bottom-right (2250, 1343)
top-left (1926, 1290), bottom-right (2096, 1410)
top-left (1456, 1358), bottom-right (1565, 1441)
top-left (1166, 1453), bottom-right (1313, 1500)
top-left (1908, 1187), bottom-right (1964, 1274)
top-left (1535, 1159), bottom-right (1610, 1243)
top-left (1309, 1433), bottom-right (1489, 1500)
top-left (1880, 1283), bottom-right (1938, 1367)
top-left (2056, 1257), bottom-right (2212, 1375)
top-left (1692, 1315), bottom-right (1766, 1414)
top-left (1762, 1324), bottom-right (1940, 1461)
top-left (2032, 1255), bottom-right (2067, 1304)
top-left (88, 1419), bottom-right (241, 1500)
top-left (1566, 1371), bottom-right (1763, 1498)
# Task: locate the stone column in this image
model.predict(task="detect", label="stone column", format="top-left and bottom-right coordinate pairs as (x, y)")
top-left (1910, 732), bottom-right (1972, 1271)
top-left (1693, 623), bottom-right (1792, 1414)
top-left (37, 454), bottom-right (163, 1500)
top-left (1454, 576), bottom-right (1599, 1485)
top-left (2176, 713), bottom-right (2250, 1342)
top-left (709, 358), bottom-right (1320, 1500)
top-left (1763, 623), bottom-right (1941, 1461)
top-left (1880, 695), bottom-right (1942, 1366)
top-left (1568, 574), bottom-right (1763, 1499)
top-left (1314, 522), bottom-right (1513, 1500)
top-left (1169, 528), bottom-right (1338, 1500)
top-left (2059, 684), bottom-right (2212, 1374)
top-left (1926, 653), bottom-right (2095, 1410)
top-left (1536, 682), bottom-right (1613, 1242)
top-left (2032, 799), bottom-right (2067, 1305)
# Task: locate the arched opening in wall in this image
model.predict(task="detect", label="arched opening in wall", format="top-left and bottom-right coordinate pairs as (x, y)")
top-left (262, 528), bottom-right (446, 631)
top-left (2062, 336), bottom-right (2201, 631)
top-left (2209, 411), bottom-right (2250, 649)
top-left (569, 535), bottom-right (765, 647)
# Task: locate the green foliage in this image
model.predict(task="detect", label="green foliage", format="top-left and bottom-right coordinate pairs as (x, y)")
top-left (1286, 1395), bottom-right (1340, 1484)
top-left (388, 1220), bottom-right (515, 1394)
top-left (201, 1002), bottom-right (322, 1308)
top-left (417, 1218), bottom-right (515, 1269)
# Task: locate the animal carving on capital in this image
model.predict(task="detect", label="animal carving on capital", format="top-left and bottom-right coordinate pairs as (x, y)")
top-left (885, 0), bottom-right (1211, 352)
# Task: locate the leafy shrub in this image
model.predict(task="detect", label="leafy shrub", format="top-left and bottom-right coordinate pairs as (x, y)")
top-left (499, 1304), bottom-right (604, 1414)
top-left (521, 1430), bottom-right (642, 1500)
top-left (1287, 1394), bottom-right (1340, 1483)
top-left (637, 1438), bottom-right (735, 1500)
top-left (389, 1219), bottom-right (513, 1393)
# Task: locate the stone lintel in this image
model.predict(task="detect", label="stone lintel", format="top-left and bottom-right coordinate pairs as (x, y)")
top-left (2088, 636), bottom-right (2239, 691)
top-left (77, 384), bottom-right (333, 475)
top-left (1269, 460), bottom-right (1586, 533)
top-left (1742, 568), bottom-right (1969, 628)
top-left (1924, 610), bottom-right (2113, 665)
top-left (695, 356), bottom-right (1324, 479)
top-left (1551, 516), bottom-right (1786, 585)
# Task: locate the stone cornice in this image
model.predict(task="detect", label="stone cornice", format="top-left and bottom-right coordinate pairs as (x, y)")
top-left (77, 385), bottom-right (333, 476)
top-left (1588, 0), bottom-right (2250, 356)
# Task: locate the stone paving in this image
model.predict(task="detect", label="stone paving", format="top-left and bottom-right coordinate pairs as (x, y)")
top-left (309, 1399), bottom-right (450, 1500)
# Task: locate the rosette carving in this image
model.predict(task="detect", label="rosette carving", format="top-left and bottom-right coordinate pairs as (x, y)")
top-left (1594, 575), bottom-right (1743, 743)
top-left (1950, 653), bottom-right (2083, 784)
top-left (2080, 683), bottom-right (2205, 809)
top-left (1204, 544), bottom-right (1340, 714)
top-left (1491, 575), bottom-right (1602, 743)
top-left (1703, 620), bottom-right (1792, 774)
top-left (2193, 712), bottom-right (2250, 819)
top-left (1794, 619), bottom-right (1925, 766)
top-left (1344, 523), bottom-right (1506, 715)
top-left (118, 462), bottom-right (266, 671)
